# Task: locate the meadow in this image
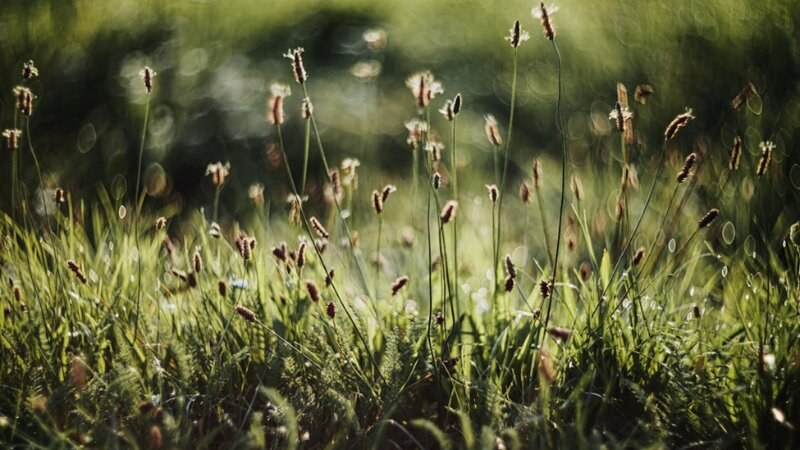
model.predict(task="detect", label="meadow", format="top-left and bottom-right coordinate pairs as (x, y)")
top-left (1, 1), bottom-right (799, 448)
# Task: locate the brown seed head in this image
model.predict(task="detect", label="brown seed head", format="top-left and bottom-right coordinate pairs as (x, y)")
top-left (2, 129), bottom-right (21, 151)
top-left (325, 269), bottom-right (335, 287)
top-left (140, 67), bottom-right (155, 95)
top-left (406, 71), bottom-right (443, 108)
top-left (435, 310), bottom-right (445, 326)
top-left (284, 48), bottom-right (307, 84)
top-left (677, 152), bottom-right (697, 183)
top-left (547, 326), bottom-right (572, 342)
top-left (633, 247), bottom-right (645, 266)
top-left (757, 141), bottom-right (774, 176)
top-left (235, 305), bottom-right (257, 322)
top-left (519, 181), bottom-right (531, 204)
top-left (698, 208), bottom-right (720, 229)
top-left (13, 285), bottom-right (21, 302)
top-left (440, 200), bottom-right (458, 223)
top-left (391, 275), bottom-right (410, 296)
top-left (272, 242), bottom-right (288, 262)
top-left (310, 216), bottom-right (330, 239)
top-left (634, 84), bottom-right (654, 104)
top-left (372, 190), bottom-right (383, 214)
top-left (54, 188), bottom-right (66, 204)
top-left (305, 280), bottom-right (320, 302)
top-left (432, 172), bottom-right (442, 190)
top-left (453, 93), bottom-right (462, 115)
top-left (533, 2), bottom-right (557, 40)
top-left (505, 20), bottom-right (530, 48)
top-left (539, 279), bottom-right (552, 299)
top-left (664, 108), bottom-right (695, 141)
top-left (149, 425), bottom-right (163, 450)
top-left (301, 97), bottom-right (313, 120)
top-left (13, 86), bottom-right (34, 116)
top-left (731, 82), bottom-right (756, 110)
top-left (267, 83), bottom-right (291, 125)
top-left (486, 184), bottom-right (499, 203)
top-left (505, 255), bottom-right (516, 279)
top-left (296, 241), bottom-right (307, 269)
top-left (218, 280), bottom-right (228, 297)
top-left (67, 260), bottom-right (87, 284)
top-left (439, 99), bottom-right (455, 121)
top-left (381, 184), bottom-right (397, 203)
top-left (326, 301), bottom-right (336, 319)
top-left (193, 249), bottom-right (203, 273)
top-left (504, 275), bottom-right (515, 292)
top-left (532, 158), bottom-right (542, 188)
top-left (484, 114), bottom-right (502, 146)
top-left (729, 135), bottom-right (742, 171)
top-left (205, 161), bottom-right (231, 187)
top-left (22, 60), bottom-right (39, 80)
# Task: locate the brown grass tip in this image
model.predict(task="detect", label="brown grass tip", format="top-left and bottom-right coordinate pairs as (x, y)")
top-left (218, 280), bottom-right (228, 297)
top-left (533, 3), bottom-right (557, 40)
top-left (757, 141), bottom-right (774, 176)
top-left (310, 216), bottom-right (330, 239)
top-left (532, 158), bottom-right (542, 188)
top-left (305, 280), bottom-right (320, 302)
top-left (139, 67), bottom-right (155, 95)
top-left (729, 136), bottom-right (742, 171)
top-left (67, 260), bottom-right (87, 284)
top-left (2, 129), bottom-right (22, 151)
top-left (235, 305), bottom-right (257, 322)
top-left (698, 208), bottom-right (720, 229)
top-left (634, 84), bottom-right (654, 104)
top-left (484, 114), bottom-right (502, 146)
top-left (505, 20), bottom-right (530, 48)
top-left (519, 181), bottom-right (531, 204)
top-left (731, 82), bottom-right (756, 110)
top-left (325, 269), bottom-right (335, 287)
top-left (283, 48), bottom-right (307, 84)
top-left (440, 200), bottom-right (458, 223)
top-left (539, 279), bottom-right (552, 299)
top-left (633, 247), bottom-right (645, 266)
top-left (664, 108), bottom-right (695, 141)
top-left (486, 184), bottom-right (499, 203)
top-left (505, 255), bottom-right (516, 279)
top-left (504, 275), bottom-right (515, 292)
top-left (326, 301), bottom-right (336, 319)
top-left (391, 275), bottom-right (410, 296)
top-left (676, 152), bottom-right (697, 183)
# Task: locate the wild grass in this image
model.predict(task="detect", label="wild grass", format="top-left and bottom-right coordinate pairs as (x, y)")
top-left (1, 4), bottom-right (799, 449)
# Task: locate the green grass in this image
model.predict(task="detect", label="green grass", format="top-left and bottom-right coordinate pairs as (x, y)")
top-left (2, 4), bottom-right (800, 449)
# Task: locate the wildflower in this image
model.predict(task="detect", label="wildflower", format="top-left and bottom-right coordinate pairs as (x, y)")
top-left (484, 114), bottom-right (502, 146)
top-left (486, 184), bottom-right (499, 203)
top-left (757, 141), bottom-right (774, 176)
top-left (698, 208), bottom-right (720, 229)
top-left (729, 136), bottom-right (742, 171)
top-left (390, 275), bottom-right (409, 296)
top-left (205, 161), bottom-right (230, 187)
top-left (13, 86), bottom-right (34, 116)
top-left (533, 3), bottom-right (558, 40)
top-left (235, 304), bottom-right (257, 322)
top-left (634, 84), bottom-right (654, 104)
top-left (404, 118), bottom-right (428, 147)
top-left (267, 83), bottom-right (291, 125)
top-left (609, 101), bottom-right (632, 133)
top-left (283, 48), bottom-right (307, 84)
top-left (2, 129), bottom-right (21, 151)
top-left (310, 216), bottom-right (330, 239)
top-left (664, 108), bottom-right (695, 141)
top-left (139, 66), bottom-right (155, 95)
top-left (406, 71), bottom-right (443, 108)
top-left (676, 152), bottom-right (697, 183)
top-left (440, 200), bottom-right (458, 223)
top-left (22, 60), bottom-right (39, 80)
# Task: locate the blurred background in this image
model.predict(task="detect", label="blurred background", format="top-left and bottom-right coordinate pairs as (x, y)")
top-left (1, 0), bottom-right (798, 234)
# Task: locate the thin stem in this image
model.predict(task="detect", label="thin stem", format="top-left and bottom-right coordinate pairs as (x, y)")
top-left (496, 47), bottom-right (519, 294)
top-left (450, 115), bottom-right (460, 318)
top-left (133, 95), bottom-right (151, 341)
top-left (301, 118), bottom-right (311, 196)
top-left (375, 215), bottom-right (383, 298)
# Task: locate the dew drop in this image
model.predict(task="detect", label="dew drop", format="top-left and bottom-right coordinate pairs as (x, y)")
top-left (746, 91), bottom-right (763, 115)
top-left (722, 221), bottom-right (736, 245)
top-left (118, 205), bottom-right (127, 219)
top-left (721, 266), bottom-right (728, 278)
top-left (110, 174), bottom-right (127, 200)
top-left (668, 238), bottom-right (676, 253)
top-left (744, 235), bottom-right (756, 256)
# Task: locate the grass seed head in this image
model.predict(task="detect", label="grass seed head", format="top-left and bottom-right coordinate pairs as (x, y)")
top-left (731, 82), bottom-right (756, 110)
top-left (539, 279), bottom-right (552, 299)
top-left (193, 249), bottom-right (203, 273)
top-left (505, 20), bottom-right (530, 48)
top-left (325, 269), bottom-right (335, 287)
top-left (435, 311), bottom-right (445, 325)
top-left (301, 97), bottom-right (313, 120)
top-left (235, 305), bottom-right (256, 322)
top-left (486, 184), bottom-right (499, 203)
top-left (13, 285), bottom-right (21, 302)
top-left (296, 241), bottom-right (307, 269)
top-left (381, 184), bottom-right (397, 203)
top-left (13, 86), bottom-right (34, 116)
top-left (504, 275), bottom-right (515, 292)
top-left (326, 301), bottom-right (336, 319)
top-left (677, 152), bottom-right (697, 183)
top-left (505, 255), bottom-right (516, 279)
top-left (67, 260), bottom-right (87, 284)
top-left (532, 158), bottom-right (542, 188)
top-left (391, 275), bottom-right (410, 296)
top-left (440, 200), bottom-right (458, 223)
top-left (140, 66), bottom-right (155, 95)
top-left (310, 216), bottom-right (330, 239)
top-left (633, 247), bottom-right (645, 266)
top-left (757, 141), bottom-right (774, 176)
top-left (284, 47), bottom-right (307, 84)
top-left (372, 190), bottom-right (383, 214)
top-left (267, 83), bottom-right (291, 125)
top-left (570, 174), bottom-right (583, 201)
top-left (453, 93), bottom-right (462, 115)
top-left (698, 208), bottom-right (720, 229)
top-left (519, 181), bottom-right (531, 204)
top-left (664, 108), bottom-right (695, 141)
top-left (439, 99), bottom-right (455, 121)
top-left (272, 242), bottom-right (288, 262)
top-left (2, 129), bottom-right (21, 151)
top-left (729, 135), bottom-right (742, 171)
top-left (406, 71), bottom-right (443, 108)
top-left (484, 114), bottom-right (502, 146)
top-left (205, 161), bottom-right (230, 187)
top-left (533, 3), bottom-right (557, 40)
top-left (218, 280), bottom-right (227, 297)
top-left (305, 280), bottom-right (320, 302)
top-left (433, 172), bottom-right (442, 190)
top-left (634, 84), bottom-right (654, 104)
top-left (22, 60), bottom-right (39, 80)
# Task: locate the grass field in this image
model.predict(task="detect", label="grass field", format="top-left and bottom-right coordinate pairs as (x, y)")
top-left (1, 1), bottom-right (799, 448)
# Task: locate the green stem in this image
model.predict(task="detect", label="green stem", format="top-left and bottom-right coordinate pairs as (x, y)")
top-left (496, 47), bottom-right (519, 294)
top-left (301, 118), bottom-right (311, 196)
top-left (133, 94), bottom-right (151, 341)
top-left (450, 116), bottom-right (460, 317)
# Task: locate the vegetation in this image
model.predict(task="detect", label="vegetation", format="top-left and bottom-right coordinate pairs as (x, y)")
top-left (1, 1), bottom-right (799, 448)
